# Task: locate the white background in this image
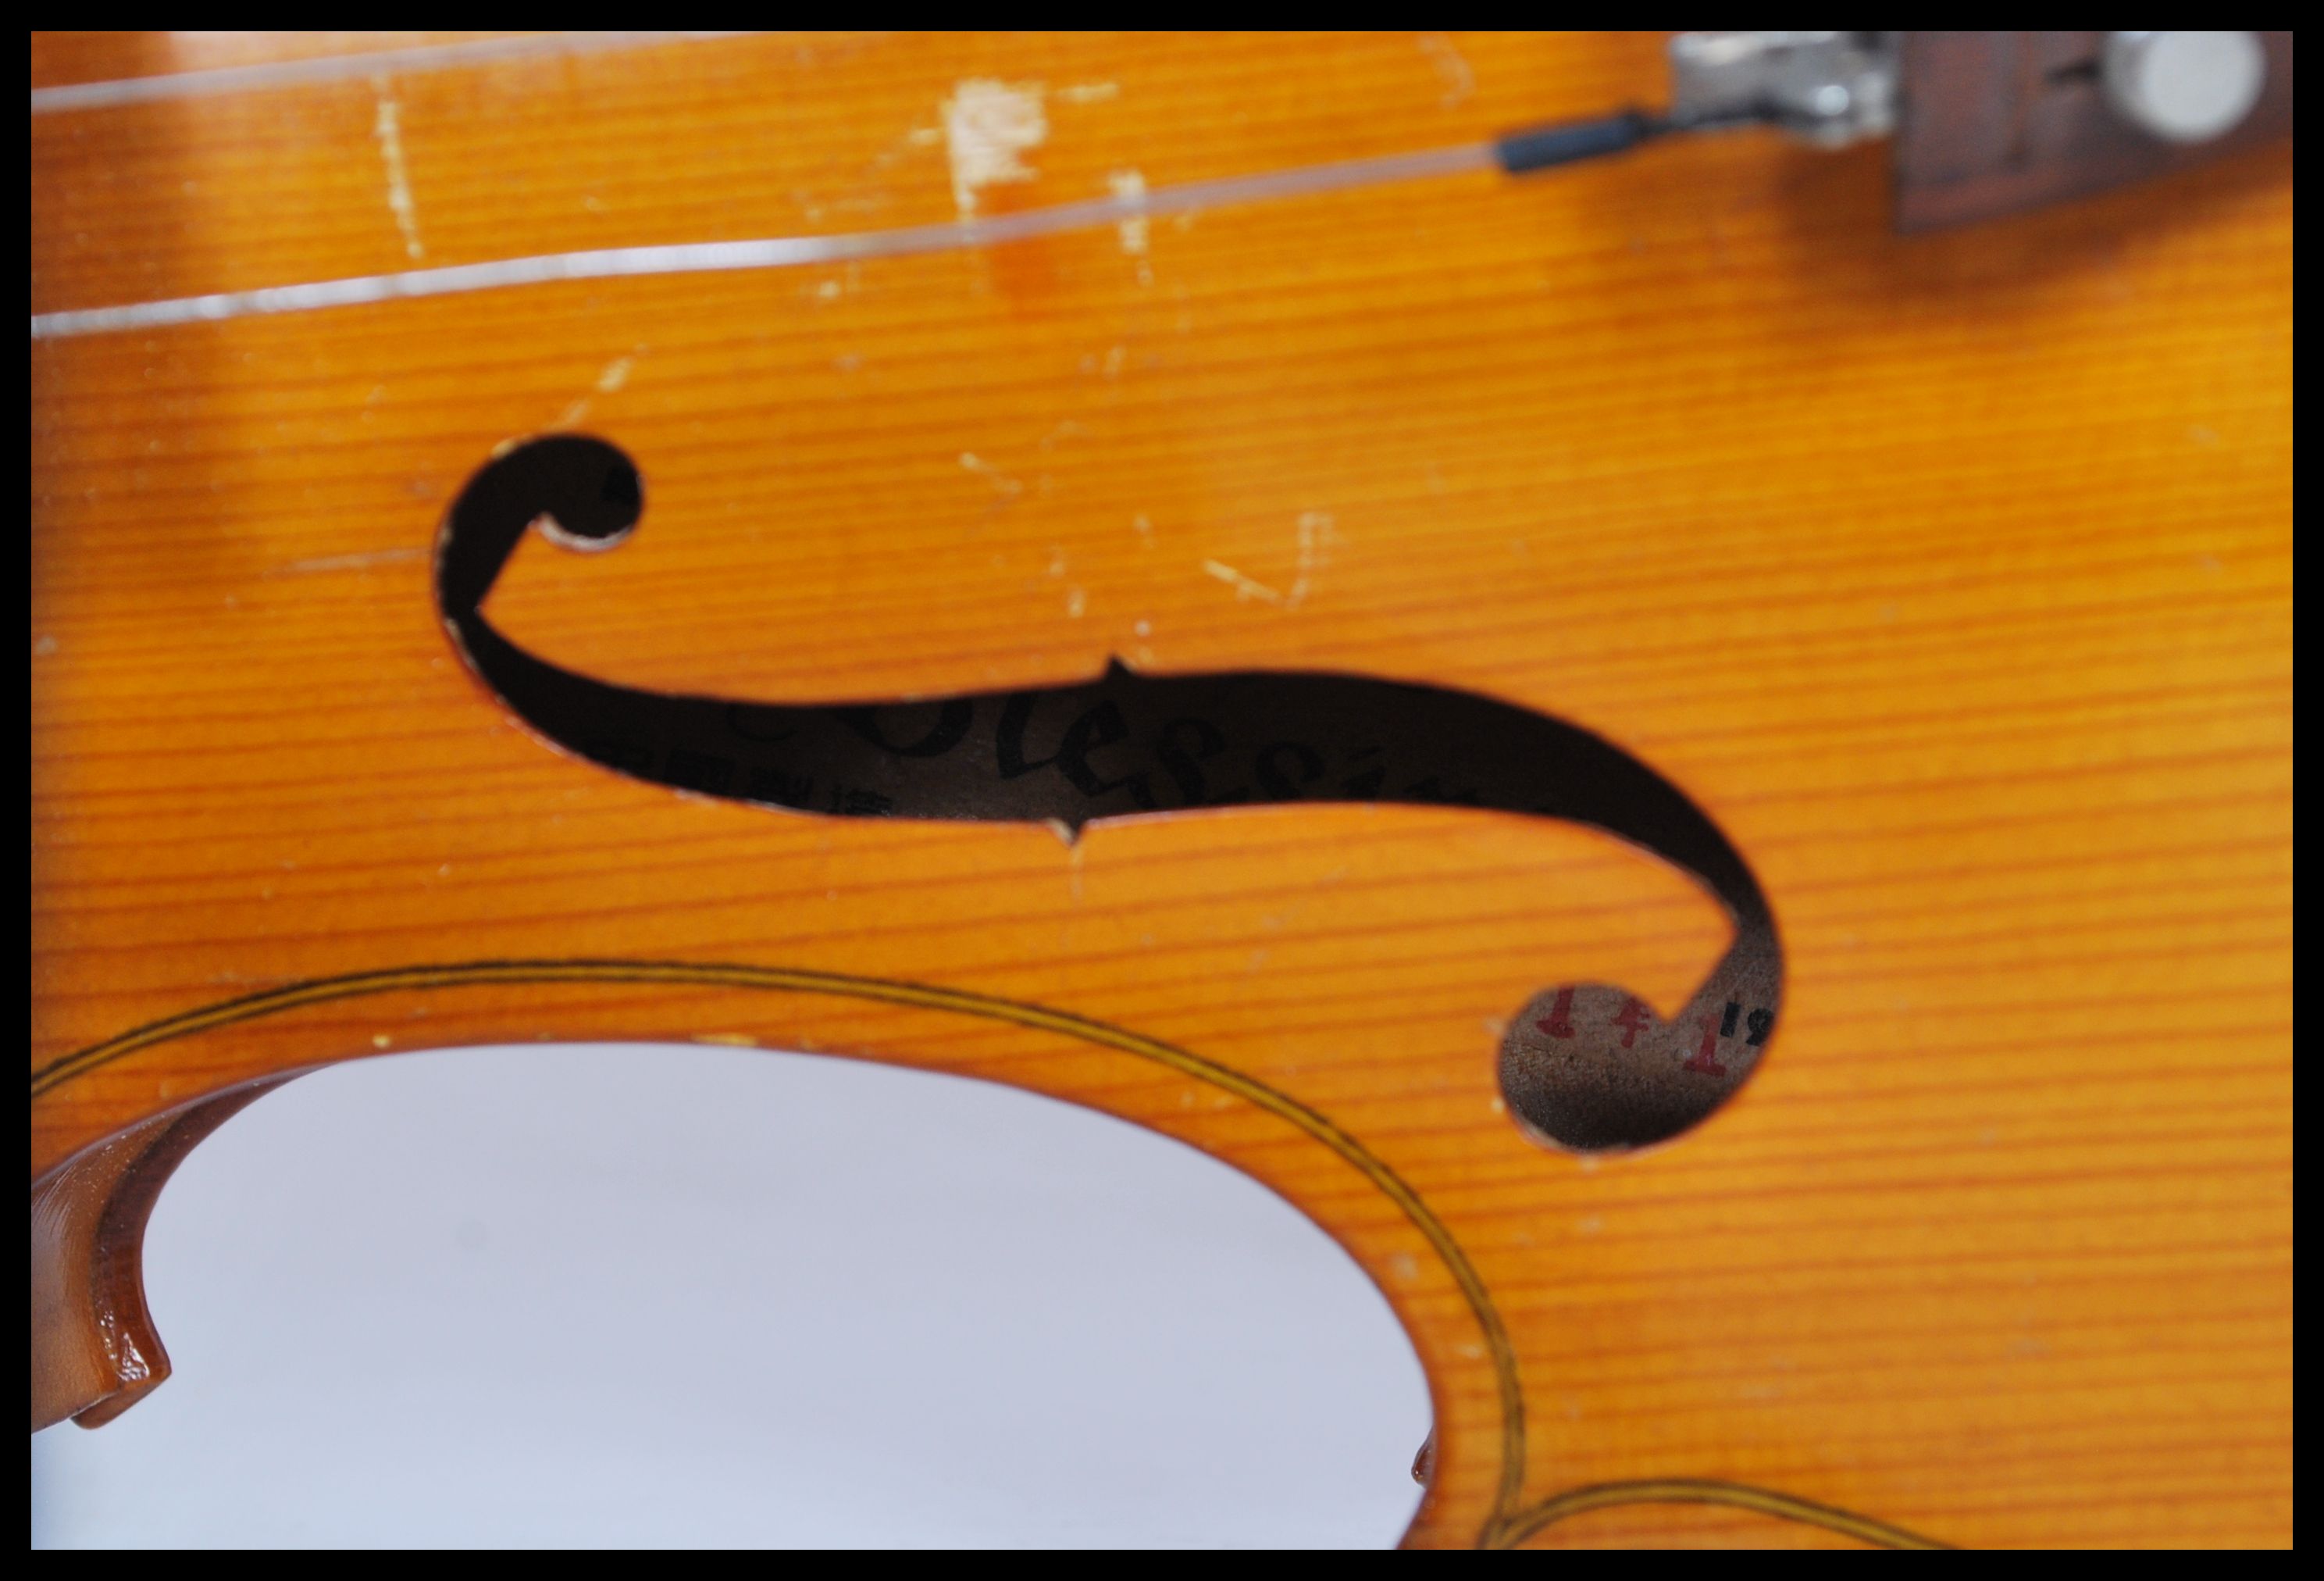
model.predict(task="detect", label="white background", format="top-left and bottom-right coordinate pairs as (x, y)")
top-left (30, 1043), bottom-right (1432, 1547)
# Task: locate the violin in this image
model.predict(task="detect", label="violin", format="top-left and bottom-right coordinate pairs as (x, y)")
top-left (30, 31), bottom-right (2291, 1546)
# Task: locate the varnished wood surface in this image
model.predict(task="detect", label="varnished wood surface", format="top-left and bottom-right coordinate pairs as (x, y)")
top-left (30, 33), bottom-right (2292, 1547)
top-left (29, 30), bottom-right (540, 89)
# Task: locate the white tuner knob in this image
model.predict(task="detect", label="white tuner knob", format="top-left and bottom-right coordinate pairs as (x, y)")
top-left (2102, 31), bottom-right (2267, 145)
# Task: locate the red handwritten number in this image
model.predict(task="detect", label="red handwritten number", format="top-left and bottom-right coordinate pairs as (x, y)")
top-left (1611, 997), bottom-right (1652, 1050)
top-left (1536, 987), bottom-right (1576, 1040)
top-left (1685, 1015), bottom-right (1728, 1076)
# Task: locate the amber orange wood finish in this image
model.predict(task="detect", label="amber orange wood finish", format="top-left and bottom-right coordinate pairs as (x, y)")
top-left (30, 32), bottom-right (2291, 1547)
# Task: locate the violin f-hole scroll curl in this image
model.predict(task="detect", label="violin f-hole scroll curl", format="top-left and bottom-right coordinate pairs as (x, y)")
top-left (436, 435), bottom-right (1784, 1151)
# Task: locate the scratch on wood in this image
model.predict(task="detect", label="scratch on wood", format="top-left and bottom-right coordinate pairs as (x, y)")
top-left (1203, 560), bottom-right (1284, 605)
top-left (1289, 509), bottom-right (1338, 605)
top-left (942, 79), bottom-right (1048, 216)
top-left (959, 451), bottom-right (1024, 498)
top-left (1419, 34), bottom-right (1475, 108)
top-left (809, 262), bottom-right (863, 304)
top-left (370, 74), bottom-right (426, 261)
top-left (275, 546), bottom-right (429, 576)
top-left (1055, 81), bottom-right (1120, 105)
top-left (1109, 170), bottom-right (1155, 286)
top-left (554, 349), bottom-right (643, 429)
top-left (1203, 510), bottom-right (1338, 608)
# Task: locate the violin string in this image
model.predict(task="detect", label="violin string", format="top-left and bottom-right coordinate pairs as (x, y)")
top-left (28, 31), bottom-right (761, 113)
top-left (29, 113), bottom-right (1671, 342)
top-left (29, 144), bottom-right (1503, 341)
